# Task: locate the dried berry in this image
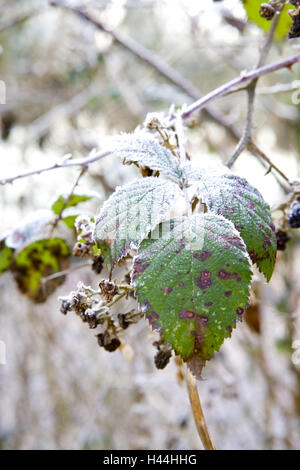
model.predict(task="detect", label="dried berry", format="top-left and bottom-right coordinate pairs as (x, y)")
top-left (124, 273), bottom-right (131, 285)
top-left (96, 333), bottom-right (121, 352)
top-left (154, 349), bottom-right (172, 369)
top-left (259, 3), bottom-right (276, 20)
top-left (99, 280), bottom-right (118, 302)
top-left (118, 313), bottom-right (130, 329)
top-left (276, 230), bottom-right (291, 251)
top-left (73, 241), bottom-right (90, 257)
top-left (289, 200), bottom-right (300, 228)
top-left (91, 255), bottom-right (104, 274)
top-left (288, 8), bottom-right (300, 39)
top-left (60, 299), bottom-right (72, 315)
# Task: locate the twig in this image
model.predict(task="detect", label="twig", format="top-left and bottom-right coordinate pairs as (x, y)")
top-left (0, 7), bottom-right (45, 34)
top-left (50, 166), bottom-right (87, 233)
top-left (51, 0), bottom-right (291, 186)
top-left (175, 113), bottom-right (192, 217)
top-left (41, 262), bottom-right (91, 283)
top-left (179, 53), bottom-right (300, 122)
top-left (175, 112), bottom-right (187, 164)
top-left (257, 81), bottom-right (300, 95)
top-left (186, 368), bottom-right (216, 450)
top-left (227, 8), bottom-right (282, 169)
top-left (247, 141), bottom-right (290, 183)
top-left (51, 0), bottom-right (240, 142)
top-left (0, 149), bottom-right (111, 185)
top-left (25, 85), bottom-right (97, 143)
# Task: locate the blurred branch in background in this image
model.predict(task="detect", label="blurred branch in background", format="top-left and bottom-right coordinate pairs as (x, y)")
top-left (1, 0), bottom-right (300, 451)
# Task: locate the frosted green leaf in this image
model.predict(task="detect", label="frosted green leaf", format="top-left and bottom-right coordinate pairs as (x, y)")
top-left (112, 131), bottom-right (182, 182)
top-left (242, 1), bottom-right (293, 41)
top-left (51, 193), bottom-right (93, 215)
top-left (94, 177), bottom-right (180, 262)
top-left (184, 166), bottom-right (276, 282)
top-left (5, 211), bottom-right (54, 250)
top-left (132, 214), bottom-right (252, 378)
top-left (0, 240), bottom-right (13, 275)
top-left (13, 238), bottom-right (70, 303)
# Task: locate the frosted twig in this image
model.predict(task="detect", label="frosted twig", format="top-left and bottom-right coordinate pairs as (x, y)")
top-left (0, 149), bottom-right (111, 185)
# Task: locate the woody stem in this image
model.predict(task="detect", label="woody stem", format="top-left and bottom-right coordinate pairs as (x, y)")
top-left (186, 369), bottom-right (216, 450)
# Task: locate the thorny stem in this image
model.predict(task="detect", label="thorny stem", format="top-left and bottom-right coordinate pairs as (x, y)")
top-left (248, 141), bottom-right (290, 183)
top-left (179, 53), bottom-right (300, 122)
top-left (186, 368), bottom-right (216, 450)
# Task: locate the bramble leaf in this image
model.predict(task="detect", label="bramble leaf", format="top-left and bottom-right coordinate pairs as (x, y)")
top-left (51, 193), bottom-right (92, 215)
top-left (112, 131), bottom-right (182, 182)
top-left (0, 240), bottom-right (13, 275)
top-left (94, 177), bottom-right (180, 262)
top-left (5, 211), bottom-right (54, 250)
top-left (184, 166), bottom-right (276, 281)
top-left (62, 214), bottom-right (78, 230)
top-left (242, 0), bottom-right (293, 41)
top-left (13, 238), bottom-right (70, 302)
top-left (132, 214), bottom-right (252, 377)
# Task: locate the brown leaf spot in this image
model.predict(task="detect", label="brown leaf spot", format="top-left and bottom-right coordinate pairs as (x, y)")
top-left (132, 260), bottom-right (149, 279)
top-left (196, 270), bottom-right (212, 289)
top-left (224, 291), bottom-right (232, 297)
top-left (192, 250), bottom-right (212, 261)
top-left (218, 269), bottom-right (231, 280)
top-left (236, 307), bottom-right (244, 316)
top-left (179, 309), bottom-right (196, 320)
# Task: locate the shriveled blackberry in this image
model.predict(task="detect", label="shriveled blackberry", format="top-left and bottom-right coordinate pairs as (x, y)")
top-left (60, 299), bottom-right (72, 315)
top-left (154, 349), bottom-right (172, 369)
top-left (91, 255), bottom-right (104, 274)
top-left (99, 280), bottom-right (118, 302)
top-left (289, 11), bottom-right (300, 39)
top-left (289, 201), bottom-right (300, 228)
top-left (276, 230), bottom-right (291, 251)
top-left (259, 3), bottom-right (276, 20)
top-left (118, 313), bottom-right (130, 330)
top-left (96, 333), bottom-right (121, 352)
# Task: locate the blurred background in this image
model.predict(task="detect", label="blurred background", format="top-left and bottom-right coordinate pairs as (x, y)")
top-left (1, 0), bottom-right (300, 450)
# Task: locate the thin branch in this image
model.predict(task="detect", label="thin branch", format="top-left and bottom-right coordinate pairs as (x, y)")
top-left (227, 8), bottom-right (282, 169)
top-left (0, 7), bottom-right (45, 34)
top-left (25, 85), bottom-right (97, 143)
top-left (186, 368), bottom-right (216, 450)
top-left (175, 113), bottom-right (192, 217)
top-left (247, 141), bottom-right (290, 183)
top-left (257, 81), bottom-right (300, 95)
top-left (50, 166), bottom-right (87, 233)
top-left (51, 0), bottom-right (292, 186)
top-left (0, 149), bottom-right (111, 185)
top-left (41, 262), bottom-right (91, 283)
top-left (179, 53), bottom-right (300, 122)
top-left (51, 0), bottom-right (240, 141)
top-left (175, 113), bottom-right (187, 164)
